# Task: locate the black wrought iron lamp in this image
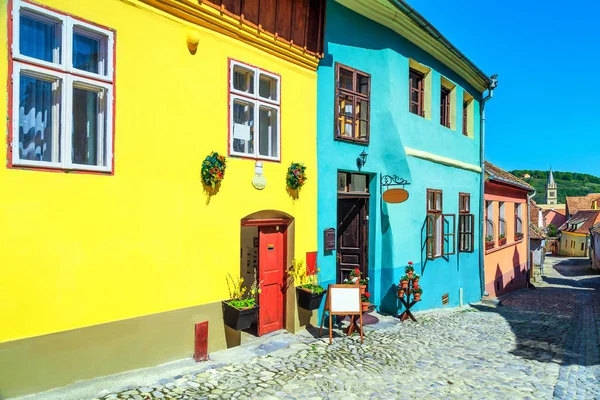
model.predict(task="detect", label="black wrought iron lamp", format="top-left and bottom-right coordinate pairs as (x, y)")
top-left (357, 150), bottom-right (368, 171)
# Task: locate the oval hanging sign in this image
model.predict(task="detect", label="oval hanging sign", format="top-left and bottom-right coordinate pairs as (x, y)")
top-left (382, 188), bottom-right (409, 204)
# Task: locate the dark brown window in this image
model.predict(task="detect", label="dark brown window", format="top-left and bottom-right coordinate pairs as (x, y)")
top-left (335, 63), bottom-right (370, 143)
top-left (458, 214), bottom-right (474, 253)
top-left (462, 101), bottom-right (469, 136)
top-left (409, 68), bottom-right (424, 117)
top-left (440, 86), bottom-right (451, 128)
top-left (427, 189), bottom-right (443, 214)
top-left (459, 193), bottom-right (470, 213)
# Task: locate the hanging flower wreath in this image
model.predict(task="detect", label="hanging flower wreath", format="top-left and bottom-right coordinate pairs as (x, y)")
top-left (286, 162), bottom-right (307, 190)
top-left (201, 152), bottom-right (227, 188)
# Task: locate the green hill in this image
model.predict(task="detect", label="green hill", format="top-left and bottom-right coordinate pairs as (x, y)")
top-left (509, 170), bottom-right (600, 204)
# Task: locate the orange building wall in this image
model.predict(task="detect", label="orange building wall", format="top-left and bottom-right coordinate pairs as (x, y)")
top-left (484, 181), bottom-right (530, 298)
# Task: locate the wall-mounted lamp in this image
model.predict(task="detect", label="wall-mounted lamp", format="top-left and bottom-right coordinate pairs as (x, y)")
top-left (252, 161), bottom-right (267, 190)
top-left (186, 31), bottom-right (200, 55)
top-left (357, 150), bottom-right (368, 171)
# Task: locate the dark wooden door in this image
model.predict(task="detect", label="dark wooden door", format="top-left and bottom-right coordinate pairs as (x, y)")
top-left (258, 226), bottom-right (285, 336)
top-left (337, 198), bottom-right (368, 283)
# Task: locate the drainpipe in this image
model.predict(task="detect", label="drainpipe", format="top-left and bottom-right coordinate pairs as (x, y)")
top-left (527, 189), bottom-right (536, 285)
top-left (479, 74), bottom-right (498, 298)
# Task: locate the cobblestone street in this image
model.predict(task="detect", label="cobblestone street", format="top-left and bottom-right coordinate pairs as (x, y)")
top-left (82, 256), bottom-right (599, 400)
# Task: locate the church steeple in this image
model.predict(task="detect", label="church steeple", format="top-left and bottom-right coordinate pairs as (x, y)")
top-left (545, 168), bottom-right (557, 204)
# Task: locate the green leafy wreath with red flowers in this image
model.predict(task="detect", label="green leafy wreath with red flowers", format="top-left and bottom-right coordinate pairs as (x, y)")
top-left (286, 162), bottom-right (307, 190)
top-left (201, 152), bottom-right (227, 188)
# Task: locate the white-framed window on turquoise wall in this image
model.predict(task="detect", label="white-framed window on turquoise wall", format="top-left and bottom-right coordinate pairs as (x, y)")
top-left (10, 0), bottom-right (114, 172)
top-left (229, 60), bottom-right (281, 161)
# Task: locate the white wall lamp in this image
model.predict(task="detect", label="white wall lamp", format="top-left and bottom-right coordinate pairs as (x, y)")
top-left (252, 161), bottom-right (267, 190)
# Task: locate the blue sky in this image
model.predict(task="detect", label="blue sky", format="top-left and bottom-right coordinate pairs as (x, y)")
top-left (410, 0), bottom-right (600, 176)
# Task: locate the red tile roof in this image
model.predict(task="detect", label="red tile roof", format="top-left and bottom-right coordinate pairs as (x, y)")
top-left (530, 224), bottom-right (546, 240)
top-left (484, 162), bottom-right (534, 191)
top-left (566, 194), bottom-right (600, 216)
top-left (558, 210), bottom-right (600, 234)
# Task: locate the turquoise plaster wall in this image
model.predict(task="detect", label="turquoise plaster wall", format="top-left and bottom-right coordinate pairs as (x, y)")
top-left (316, 1), bottom-right (484, 315)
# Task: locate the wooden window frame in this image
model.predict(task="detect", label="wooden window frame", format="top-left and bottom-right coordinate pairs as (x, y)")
top-left (8, 0), bottom-right (116, 174)
top-left (334, 63), bottom-right (370, 144)
top-left (337, 171), bottom-right (370, 195)
top-left (409, 68), bottom-right (424, 117)
top-left (458, 214), bottom-right (475, 253)
top-left (462, 100), bottom-right (469, 136)
top-left (427, 189), bottom-right (443, 214)
top-left (459, 192), bottom-right (470, 214)
top-left (426, 189), bottom-right (451, 260)
top-left (440, 86), bottom-right (451, 128)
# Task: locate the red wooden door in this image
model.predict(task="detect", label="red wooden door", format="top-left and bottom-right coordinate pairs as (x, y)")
top-left (258, 226), bottom-right (285, 336)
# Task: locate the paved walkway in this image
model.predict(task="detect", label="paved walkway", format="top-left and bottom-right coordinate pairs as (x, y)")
top-left (30, 256), bottom-right (600, 400)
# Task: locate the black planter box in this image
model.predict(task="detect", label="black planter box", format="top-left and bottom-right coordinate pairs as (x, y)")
top-left (296, 288), bottom-right (326, 311)
top-left (222, 301), bottom-right (258, 330)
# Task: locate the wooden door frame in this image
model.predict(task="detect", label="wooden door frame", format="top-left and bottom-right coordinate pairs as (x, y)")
top-left (336, 196), bottom-right (370, 283)
top-left (254, 222), bottom-right (289, 335)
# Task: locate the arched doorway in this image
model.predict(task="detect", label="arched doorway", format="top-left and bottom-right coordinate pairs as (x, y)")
top-left (241, 211), bottom-right (294, 336)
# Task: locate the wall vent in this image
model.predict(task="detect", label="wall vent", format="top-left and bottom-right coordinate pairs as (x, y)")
top-left (441, 293), bottom-right (449, 306)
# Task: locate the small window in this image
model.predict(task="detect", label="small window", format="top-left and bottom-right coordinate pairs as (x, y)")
top-left (11, 0), bottom-right (114, 172)
top-left (459, 193), bottom-right (470, 213)
top-left (337, 172), bottom-right (369, 193)
top-left (409, 68), bottom-right (424, 117)
top-left (229, 60), bottom-right (280, 161)
top-left (427, 189), bottom-right (442, 214)
top-left (440, 86), bottom-right (451, 128)
top-left (498, 202), bottom-right (506, 237)
top-left (515, 203), bottom-right (523, 236)
top-left (581, 243), bottom-right (584, 251)
top-left (486, 201), bottom-right (494, 242)
top-left (458, 214), bottom-right (474, 253)
top-left (334, 63), bottom-right (370, 143)
top-left (462, 101), bottom-right (469, 136)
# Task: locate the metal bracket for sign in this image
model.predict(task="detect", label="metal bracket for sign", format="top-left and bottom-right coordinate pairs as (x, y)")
top-left (380, 175), bottom-right (410, 192)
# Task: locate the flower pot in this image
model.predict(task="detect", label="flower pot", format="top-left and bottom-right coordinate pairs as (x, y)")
top-left (400, 280), bottom-right (409, 289)
top-left (498, 238), bottom-right (507, 246)
top-left (296, 288), bottom-right (326, 311)
top-left (360, 284), bottom-right (367, 294)
top-left (485, 241), bottom-right (494, 250)
top-left (412, 280), bottom-right (420, 288)
top-left (397, 288), bottom-right (405, 298)
top-left (514, 233), bottom-right (524, 241)
top-left (361, 301), bottom-right (370, 312)
top-left (407, 271), bottom-right (414, 279)
top-left (414, 293), bottom-right (421, 302)
top-left (222, 301), bottom-right (258, 330)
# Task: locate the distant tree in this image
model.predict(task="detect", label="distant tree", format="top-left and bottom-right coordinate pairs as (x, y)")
top-left (547, 224), bottom-right (558, 237)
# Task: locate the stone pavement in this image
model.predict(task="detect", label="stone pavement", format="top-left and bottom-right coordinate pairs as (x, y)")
top-left (32, 256), bottom-right (600, 400)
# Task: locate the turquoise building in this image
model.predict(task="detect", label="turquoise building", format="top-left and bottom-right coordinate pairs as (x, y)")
top-left (317, 0), bottom-right (496, 313)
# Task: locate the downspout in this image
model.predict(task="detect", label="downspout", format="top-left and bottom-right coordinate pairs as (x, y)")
top-left (479, 74), bottom-right (498, 297)
top-left (527, 189), bottom-right (536, 286)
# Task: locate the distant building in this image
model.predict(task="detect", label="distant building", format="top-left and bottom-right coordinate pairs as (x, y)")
top-left (565, 193), bottom-right (600, 218)
top-left (543, 208), bottom-right (567, 230)
top-left (590, 223), bottom-right (600, 270)
top-left (545, 169), bottom-right (558, 205)
top-left (558, 210), bottom-right (600, 257)
top-left (530, 201), bottom-right (546, 266)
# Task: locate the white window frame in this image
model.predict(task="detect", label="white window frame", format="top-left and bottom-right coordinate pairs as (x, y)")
top-left (11, 0), bottom-right (114, 172)
top-left (229, 60), bottom-right (281, 161)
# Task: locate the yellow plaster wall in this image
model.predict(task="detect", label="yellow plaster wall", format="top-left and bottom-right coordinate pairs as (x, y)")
top-left (560, 232), bottom-right (588, 257)
top-left (0, 0), bottom-right (317, 343)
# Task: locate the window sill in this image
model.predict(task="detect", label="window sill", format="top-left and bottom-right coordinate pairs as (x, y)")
top-left (9, 161), bottom-right (113, 175)
top-left (485, 239), bottom-right (524, 255)
top-left (334, 136), bottom-right (369, 146)
top-left (228, 154), bottom-right (281, 163)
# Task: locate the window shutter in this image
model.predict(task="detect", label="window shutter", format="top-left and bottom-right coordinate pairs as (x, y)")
top-left (443, 214), bottom-right (456, 257)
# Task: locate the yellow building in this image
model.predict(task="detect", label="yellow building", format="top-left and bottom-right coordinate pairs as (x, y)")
top-left (0, 0), bottom-right (324, 397)
top-left (558, 210), bottom-right (600, 257)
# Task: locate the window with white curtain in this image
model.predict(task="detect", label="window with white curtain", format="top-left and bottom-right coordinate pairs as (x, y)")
top-left (10, 0), bottom-right (114, 172)
top-left (229, 60), bottom-right (280, 161)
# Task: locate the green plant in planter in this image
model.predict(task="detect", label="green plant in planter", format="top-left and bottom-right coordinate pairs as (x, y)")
top-left (300, 283), bottom-right (324, 295)
top-left (287, 259), bottom-right (324, 294)
top-left (414, 288), bottom-right (423, 295)
top-left (405, 262), bottom-right (415, 274)
top-left (361, 292), bottom-right (371, 302)
top-left (225, 269), bottom-right (261, 310)
top-left (499, 233), bottom-right (506, 239)
top-left (286, 162), bottom-right (307, 190)
top-left (485, 235), bottom-right (494, 242)
top-left (201, 152), bottom-right (227, 188)
top-left (412, 274), bottom-right (420, 281)
top-left (400, 275), bottom-right (409, 282)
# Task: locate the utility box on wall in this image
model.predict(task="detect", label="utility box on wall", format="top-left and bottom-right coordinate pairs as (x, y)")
top-left (324, 228), bottom-right (335, 251)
